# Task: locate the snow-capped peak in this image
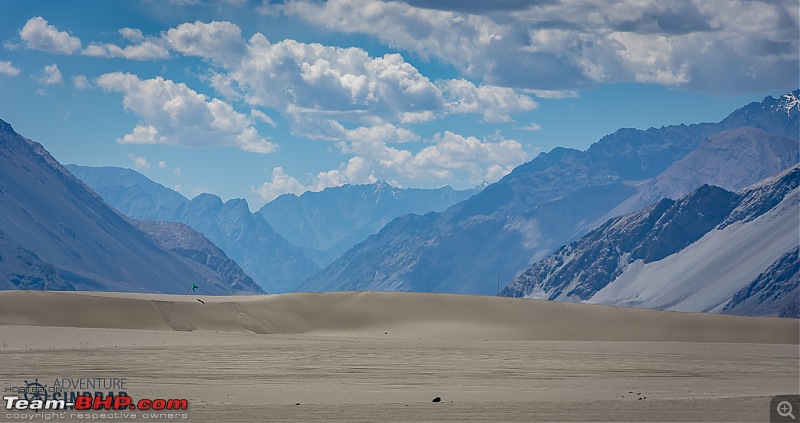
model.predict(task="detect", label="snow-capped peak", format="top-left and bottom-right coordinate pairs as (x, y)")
top-left (776, 90), bottom-right (800, 116)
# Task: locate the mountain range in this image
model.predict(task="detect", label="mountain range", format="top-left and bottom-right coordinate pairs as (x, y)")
top-left (0, 119), bottom-right (262, 295)
top-left (259, 182), bottom-right (483, 266)
top-left (300, 90), bottom-right (799, 296)
top-left (65, 165), bottom-right (319, 294)
top-left (502, 165), bottom-right (799, 317)
top-left (4, 89), bottom-right (797, 314)
top-left (67, 166), bottom-right (482, 291)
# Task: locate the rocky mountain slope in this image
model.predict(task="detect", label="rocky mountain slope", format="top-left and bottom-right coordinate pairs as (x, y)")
top-left (721, 246), bottom-right (799, 318)
top-left (602, 126), bottom-right (798, 218)
top-left (502, 165), bottom-right (799, 317)
top-left (132, 220), bottom-right (263, 294)
top-left (0, 119), bottom-right (261, 295)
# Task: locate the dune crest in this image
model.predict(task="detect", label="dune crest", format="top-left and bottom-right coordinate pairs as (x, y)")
top-left (0, 290), bottom-right (796, 344)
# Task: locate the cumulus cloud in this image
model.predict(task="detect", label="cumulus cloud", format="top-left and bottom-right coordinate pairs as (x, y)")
top-left (20, 17), bottom-right (81, 54)
top-left (80, 26), bottom-right (169, 60)
top-left (163, 20), bottom-right (536, 130)
top-left (119, 28), bottom-right (144, 42)
top-left (232, 36), bottom-right (444, 124)
top-left (442, 79), bottom-right (537, 122)
top-left (254, 130), bottom-right (528, 199)
top-left (82, 40), bottom-right (169, 60)
top-left (127, 153), bottom-right (150, 170)
top-left (275, 0), bottom-right (799, 93)
top-left (96, 72), bottom-right (278, 153)
top-left (73, 74), bottom-right (90, 89)
top-left (37, 64), bottom-right (62, 85)
top-left (158, 20), bottom-right (539, 194)
top-left (0, 61), bottom-right (20, 76)
top-left (277, 0), bottom-right (502, 74)
top-left (292, 117), bottom-right (417, 146)
top-left (165, 20), bottom-right (246, 64)
top-left (253, 167), bottom-right (310, 202)
top-left (158, 161), bottom-right (167, 169)
top-left (409, 131), bottom-right (527, 181)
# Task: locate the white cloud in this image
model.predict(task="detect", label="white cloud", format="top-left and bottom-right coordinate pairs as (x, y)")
top-left (273, 130), bottom-right (528, 196)
top-left (520, 123), bottom-right (541, 131)
top-left (3, 41), bottom-right (21, 51)
top-left (230, 36), bottom-right (444, 125)
top-left (207, 72), bottom-right (241, 101)
top-left (37, 64), bottom-right (62, 85)
top-left (82, 40), bottom-right (169, 60)
top-left (276, 0), bottom-right (799, 93)
top-left (250, 109), bottom-right (276, 127)
top-left (174, 168), bottom-right (182, 177)
top-left (165, 20), bottom-right (246, 64)
top-left (293, 117), bottom-right (417, 145)
top-left (277, 0), bottom-right (502, 77)
top-left (20, 17), bottom-right (81, 55)
top-left (158, 161), bottom-right (167, 169)
top-left (119, 28), bottom-right (144, 42)
top-left (127, 153), bottom-right (150, 170)
top-left (253, 167), bottom-right (309, 202)
top-left (96, 72), bottom-right (278, 153)
top-left (163, 21), bottom-right (537, 133)
top-left (253, 129), bottom-right (528, 199)
top-left (73, 74), bottom-right (90, 89)
top-left (442, 79), bottom-right (537, 123)
top-left (0, 61), bottom-right (20, 76)
top-left (409, 131), bottom-right (527, 181)
top-left (82, 28), bottom-right (168, 60)
top-left (312, 156), bottom-right (377, 190)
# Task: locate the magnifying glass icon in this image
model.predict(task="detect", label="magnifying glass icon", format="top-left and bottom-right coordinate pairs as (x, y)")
top-left (778, 400), bottom-right (796, 420)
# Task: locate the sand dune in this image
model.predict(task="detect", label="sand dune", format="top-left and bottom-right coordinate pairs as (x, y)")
top-left (0, 290), bottom-right (796, 343)
top-left (1, 290), bottom-right (798, 422)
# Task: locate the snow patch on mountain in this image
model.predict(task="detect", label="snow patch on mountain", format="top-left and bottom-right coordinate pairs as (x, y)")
top-left (588, 187), bottom-right (798, 311)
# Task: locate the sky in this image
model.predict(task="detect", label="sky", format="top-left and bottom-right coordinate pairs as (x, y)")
top-left (0, 0), bottom-right (797, 209)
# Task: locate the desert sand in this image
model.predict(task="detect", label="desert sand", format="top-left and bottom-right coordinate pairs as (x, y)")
top-left (0, 291), bottom-right (797, 422)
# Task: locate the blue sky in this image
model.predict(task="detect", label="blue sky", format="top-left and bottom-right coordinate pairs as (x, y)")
top-left (0, 0), bottom-right (797, 209)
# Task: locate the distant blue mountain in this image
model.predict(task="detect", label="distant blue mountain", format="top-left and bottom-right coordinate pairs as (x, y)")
top-left (259, 181), bottom-right (484, 266)
top-left (67, 165), bottom-right (318, 293)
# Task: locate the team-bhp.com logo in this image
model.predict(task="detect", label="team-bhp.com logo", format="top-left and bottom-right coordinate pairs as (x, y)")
top-left (4, 394), bottom-right (188, 411)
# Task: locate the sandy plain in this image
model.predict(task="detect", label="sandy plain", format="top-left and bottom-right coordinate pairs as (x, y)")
top-left (0, 291), bottom-right (797, 422)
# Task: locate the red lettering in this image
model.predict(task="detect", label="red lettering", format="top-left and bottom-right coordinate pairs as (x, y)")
top-left (92, 394), bottom-right (114, 410)
top-left (74, 395), bottom-right (92, 410)
top-left (113, 395), bottom-right (132, 409)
